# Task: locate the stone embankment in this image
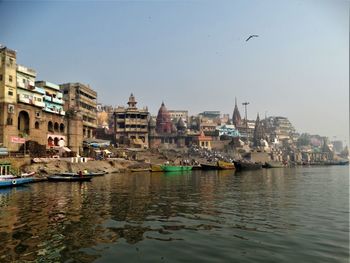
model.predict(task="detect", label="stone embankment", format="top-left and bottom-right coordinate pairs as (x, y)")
top-left (25, 158), bottom-right (152, 176)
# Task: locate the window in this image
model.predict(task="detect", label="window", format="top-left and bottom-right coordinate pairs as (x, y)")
top-left (8, 104), bottom-right (14, 113)
top-left (35, 111), bottom-right (41, 118)
top-left (6, 118), bottom-right (12, 125)
top-left (35, 121), bottom-right (39, 129)
top-left (8, 91), bottom-right (13, 96)
top-left (23, 79), bottom-right (26, 84)
top-left (59, 123), bottom-right (65, 133)
top-left (48, 121), bottom-right (53, 132)
top-left (9, 75), bottom-right (12, 82)
top-left (0, 75), bottom-right (2, 81)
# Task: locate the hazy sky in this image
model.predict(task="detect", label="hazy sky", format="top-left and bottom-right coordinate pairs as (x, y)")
top-left (0, 0), bottom-right (348, 144)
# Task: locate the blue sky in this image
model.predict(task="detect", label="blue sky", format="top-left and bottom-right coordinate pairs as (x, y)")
top-left (0, 0), bottom-right (348, 144)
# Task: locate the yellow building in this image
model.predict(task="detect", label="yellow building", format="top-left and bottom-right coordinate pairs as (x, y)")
top-left (0, 46), bottom-right (67, 151)
top-left (194, 131), bottom-right (212, 150)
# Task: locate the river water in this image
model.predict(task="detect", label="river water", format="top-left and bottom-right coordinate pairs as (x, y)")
top-left (0, 166), bottom-right (348, 262)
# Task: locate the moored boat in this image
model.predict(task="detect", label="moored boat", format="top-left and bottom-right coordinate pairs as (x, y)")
top-left (217, 160), bottom-right (235, 170)
top-left (200, 163), bottom-right (219, 170)
top-left (264, 161), bottom-right (285, 168)
top-left (234, 161), bottom-right (262, 171)
top-left (57, 171), bottom-right (106, 177)
top-left (47, 176), bottom-right (92, 182)
top-left (0, 162), bottom-right (35, 187)
top-left (160, 165), bottom-right (192, 172)
top-left (150, 164), bottom-right (163, 172)
top-left (130, 168), bottom-right (150, 172)
top-left (21, 171), bottom-right (36, 177)
top-left (0, 178), bottom-right (34, 188)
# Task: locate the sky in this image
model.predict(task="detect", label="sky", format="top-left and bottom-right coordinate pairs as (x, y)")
top-left (0, 0), bottom-right (349, 144)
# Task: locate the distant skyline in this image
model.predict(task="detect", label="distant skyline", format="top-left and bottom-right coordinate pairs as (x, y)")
top-left (0, 0), bottom-right (348, 144)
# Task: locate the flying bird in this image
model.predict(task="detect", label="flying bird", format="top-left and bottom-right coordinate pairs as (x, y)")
top-left (246, 35), bottom-right (259, 42)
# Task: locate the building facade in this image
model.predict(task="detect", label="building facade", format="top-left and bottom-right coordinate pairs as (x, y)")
top-left (0, 46), bottom-right (18, 150)
top-left (113, 94), bottom-right (149, 148)
top-left (60, 83), bottom-right (97, 153)
top-left (0, 46), bottom-right (68, 152)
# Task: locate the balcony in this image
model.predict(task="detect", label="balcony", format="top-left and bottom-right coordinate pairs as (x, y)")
top-left (34, 101), bottom-right (45, 108)
top-left (43, 106), bottom-right (65, 116)
top-left (52, 97), bottom-right (64, 105)
top-left (44, 95), bottom-right (52, 101)
top-left (18, 94), bottom-right (33, 105)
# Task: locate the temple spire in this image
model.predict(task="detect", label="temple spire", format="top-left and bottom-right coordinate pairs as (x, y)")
top-left (127, 93), bottom-right (137, 109)
top-left (232, 97), bottom-right (242, 127)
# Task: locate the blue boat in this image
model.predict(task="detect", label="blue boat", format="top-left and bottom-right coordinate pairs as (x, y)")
top-left (0, 161), bottom-right (34, 188)
top-left (0, 178), bottom-right (34, 188)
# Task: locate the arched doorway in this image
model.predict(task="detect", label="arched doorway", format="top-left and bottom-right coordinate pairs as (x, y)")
top-left (48, 137), bottom-right (54, 147)
top-left (18, 111), bottom-right (30, 135)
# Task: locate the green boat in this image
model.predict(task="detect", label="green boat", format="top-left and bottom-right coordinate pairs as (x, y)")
top-left (160, 165), bottom-right (193, 172)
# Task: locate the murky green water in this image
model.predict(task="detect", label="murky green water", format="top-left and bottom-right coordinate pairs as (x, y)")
top-left (0, 166), bottom-right (348, 262)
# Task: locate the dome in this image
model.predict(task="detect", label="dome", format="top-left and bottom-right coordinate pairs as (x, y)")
top-left (177, 117), bottom-right (186, 131)
top-left (156, 102), bottom-right (172, 134)
top-left (149, 117), bottom-right (156, 127)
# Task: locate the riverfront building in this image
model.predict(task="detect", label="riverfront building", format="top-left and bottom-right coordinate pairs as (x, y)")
top-left (263, 116), bottom-right (296, 142)
top-left (168, 110), bottom-right (188, 123)
top-left (0, 46), bottom-right (68, 151)
top-left (60, 83), bottom-right (98, 153)
top-left (113, 94), bottom-right (149, 148)
top-left (149, 102), bottom-right (187, 148)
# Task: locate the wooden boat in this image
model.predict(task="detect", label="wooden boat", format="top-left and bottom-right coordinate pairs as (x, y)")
top-left (160, 165), bottom-right (193, 172)
top-left (234, 161), bottom-right (262, 171)
top-left (21, 171), bottom-right (36, 177)
top-left (57, 171), bottom-right (106, 177)
top-left (150, 164), bottom-right (163, 172)
top-left (86, 171), bottom-right (106, 176)
top-left (217, 161), bottom-right (235, 170)
top-left (192, 165), bottom-right (202, 170)
top-left (130, 168), bottom-right (150, 172)
top-left (200, 163), bottom-right (219, 170)
top-left (264, 161), bottom-right (285, 168)
top-left (47, 176), bottom-right (92, 182)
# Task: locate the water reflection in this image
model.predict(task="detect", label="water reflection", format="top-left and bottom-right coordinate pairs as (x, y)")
top-left (0, 167), bottom-right (348, 262)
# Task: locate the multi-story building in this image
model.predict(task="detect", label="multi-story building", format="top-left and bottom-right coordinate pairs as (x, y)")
top-left (199, 111), bottom-right (221, 119)
top-left (113, 94), bottom-right (149, 148)
top-left (264, 116), bottom-right (296, 142)
top-left (60, 82), bottom-right (97, 142)
top-left (35, 80), bottom-right (66, 148)
top-left (168, 110), bottom-right (188, 123)
top-left (0, 46), bottom-right (69, 151)
top-left (0, 46), bottom-right (18, 150)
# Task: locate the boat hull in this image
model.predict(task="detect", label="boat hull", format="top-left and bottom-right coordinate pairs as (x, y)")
top-left (200, 163), bottom-right (219, 170)
top-left (264, 161), bottom-right (285, 168)
top-left (217, 161), bottom-right (235, 170)
top-left (160, 165), bottom-right (192, 172)
top-left (234, 161), bottom-right (262, 170)
top-left (48, 176), bottom-right (92, 182)
top-left (0, 178), bottom-right (34, 188)
top-left (57, 171), bottom-right (106, 177)
top-left (150, 164), bottom-right (163, 172)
